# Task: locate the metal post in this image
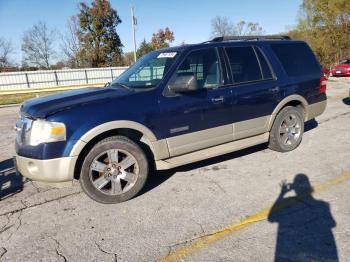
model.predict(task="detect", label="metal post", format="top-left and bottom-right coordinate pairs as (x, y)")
top-left (25, 73), bottom-right (30, 88)
top-left (54, 71), bottom-right (59, 86)
top-left (110, 68), bottom-right (114, 81)
top-left (131, 6), bottom-right (137, 63)
top-left (84, 70), bottom-right (88, 84)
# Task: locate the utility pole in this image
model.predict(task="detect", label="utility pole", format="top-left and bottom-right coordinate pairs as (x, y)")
top-left (131, 6), bottom-right (137, 63)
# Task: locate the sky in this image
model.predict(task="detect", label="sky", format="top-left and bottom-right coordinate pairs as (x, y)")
top-left (0, 0), bottom-right (302, 64)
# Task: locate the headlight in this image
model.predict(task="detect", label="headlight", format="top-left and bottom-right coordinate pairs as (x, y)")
top-left (28, 119), bottom-right (66, 146)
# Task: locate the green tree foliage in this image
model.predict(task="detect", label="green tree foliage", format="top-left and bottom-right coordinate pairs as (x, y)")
top-left (290, 0), bottom-right (350, 66)
top-left (77, 0), bottom-right (123, 67)
top-left (122, 51), bottom-right (135, 66)
top-left (136, 28), bottom-right (175, 59)
top-left (136, 39), bottom-right (154, 59)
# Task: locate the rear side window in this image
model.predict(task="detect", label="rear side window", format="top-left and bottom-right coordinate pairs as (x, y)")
top-left (255, 47), bottom-right (273, 79)
top-left (271, 43), bottom-right (321, 77)
top-left (225, 46), bottom-right (262, 83)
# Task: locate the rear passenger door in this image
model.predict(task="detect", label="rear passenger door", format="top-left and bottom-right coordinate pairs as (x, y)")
top-left (224, 45), bottom-right (281, 140)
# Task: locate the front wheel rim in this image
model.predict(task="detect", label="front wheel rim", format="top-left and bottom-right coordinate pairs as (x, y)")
top-left (89, 149), bottom-right (139, 196)
top-left (279, 113), bottom-right (302, 146)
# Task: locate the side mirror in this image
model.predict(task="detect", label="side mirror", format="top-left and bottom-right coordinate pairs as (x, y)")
top-left (168, 74), bottom-right (198, 93)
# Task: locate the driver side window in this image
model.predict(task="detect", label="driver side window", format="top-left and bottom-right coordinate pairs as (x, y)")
top-left (176, 48), bottom-right (221, 89)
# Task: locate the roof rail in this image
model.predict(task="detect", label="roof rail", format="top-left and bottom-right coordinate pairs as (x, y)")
top-left (208, 35), bottom-right (291, 42)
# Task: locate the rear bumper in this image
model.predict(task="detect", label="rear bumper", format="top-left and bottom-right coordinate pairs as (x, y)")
top-left (15, 155), bottom-right (77, 182)
top-left (306, 100), bottom-right (327, 121)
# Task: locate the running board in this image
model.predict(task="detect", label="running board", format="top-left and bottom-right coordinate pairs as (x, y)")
top-left (155, 133), bottom-right (269, 170)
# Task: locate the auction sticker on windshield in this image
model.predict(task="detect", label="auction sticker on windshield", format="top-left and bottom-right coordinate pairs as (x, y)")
top-left (157, 52), bottom-right (177, 58)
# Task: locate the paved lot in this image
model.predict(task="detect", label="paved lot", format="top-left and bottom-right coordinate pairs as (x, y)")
top-left (0, 78), bottom-right (349, 261)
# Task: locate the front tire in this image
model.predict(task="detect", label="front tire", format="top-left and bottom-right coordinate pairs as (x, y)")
top-left (268, 106), bottom-right (304, 152)
top-left (79, 136), bottom-right (149, 204)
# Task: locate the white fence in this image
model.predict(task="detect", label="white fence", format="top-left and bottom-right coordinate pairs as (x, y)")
top-left (0, 67), bottom-right (128, 90)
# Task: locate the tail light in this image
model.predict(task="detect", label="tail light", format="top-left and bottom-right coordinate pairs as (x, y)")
top-left (319, 76), bottom-right (327, 94)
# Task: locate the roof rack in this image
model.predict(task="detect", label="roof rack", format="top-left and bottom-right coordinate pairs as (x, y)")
top-left (208, 35), bottom-right (291, 42)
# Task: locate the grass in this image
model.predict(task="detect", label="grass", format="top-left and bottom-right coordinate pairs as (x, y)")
top-left (0, 91), bottom-right (63, 105)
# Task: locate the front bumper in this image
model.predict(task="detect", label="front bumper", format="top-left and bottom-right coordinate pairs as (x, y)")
top-left (15, 155), bottom-right (77, 182)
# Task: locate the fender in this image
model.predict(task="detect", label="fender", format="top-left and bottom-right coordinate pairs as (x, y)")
top-left (69, 120), bottom-right (166, 159)
top-left (267, 95), bottom-right (309, 130)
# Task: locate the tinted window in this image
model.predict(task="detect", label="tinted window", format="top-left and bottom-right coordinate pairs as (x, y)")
top-left (271, 43), bottom-right (321, 77)
top-left (255, 47), bottom-right (273, 79)
top-left (176, 48), bottom-right (221, 89)
top-left (225, 46), bottom-right (262, 83)
top-left (340, 59), bottom-right (350, 64)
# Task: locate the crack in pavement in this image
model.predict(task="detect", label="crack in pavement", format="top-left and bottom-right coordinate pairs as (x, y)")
top-left (6, 210), bottom-right (23, 241)
top-left (190, 218), bottom-right (205, 235)
top-left (0, 247), bottom-right (7, 260)
top-left (50, 237), bottom-right (68, 262)
top-left (0, 214), bottom-right (11, 235)
top-left (95, 241), bottom-right (118, 262)
top-left (318, 111), bottom-right (350, 125)
top-left (0, 191), bottom-right (82, 217)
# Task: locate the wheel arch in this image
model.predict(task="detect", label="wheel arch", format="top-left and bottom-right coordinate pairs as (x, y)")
top-left (267, 95), bottom-right (309, 131)
top-left (69, 121), bottom-right (164, 179)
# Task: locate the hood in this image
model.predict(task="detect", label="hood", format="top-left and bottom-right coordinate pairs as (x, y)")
top-left (21, 86), bottom-right (132, 118)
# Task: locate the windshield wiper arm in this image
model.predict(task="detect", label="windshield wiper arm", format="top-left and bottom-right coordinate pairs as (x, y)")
top-left (111, 82), bottom-right (133, 91)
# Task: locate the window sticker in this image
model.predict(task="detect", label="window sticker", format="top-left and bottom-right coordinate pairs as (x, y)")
top-left (157, 52), bottom-right (177, 58)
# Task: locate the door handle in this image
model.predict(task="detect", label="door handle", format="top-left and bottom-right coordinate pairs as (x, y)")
top-left (269, 86), bottom-right (280, 93)
top-left (211, 96), bottom-right (224, 104)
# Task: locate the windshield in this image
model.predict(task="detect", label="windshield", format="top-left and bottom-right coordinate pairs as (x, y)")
top-left (340, 59), bottom-right (350, 64)
top-left (111, 51), bottom-right (178, 88)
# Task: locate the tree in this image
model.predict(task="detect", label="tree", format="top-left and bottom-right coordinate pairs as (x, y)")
top-left (136, 28), bottom-right (175, 59)
top-left (210, 16), bottom-right (264, 38)
top-left (150, 27), bottom-right (174, 49)
top-left (136, 39), bottom-right (154, 58)
top-left (21, 22), bottom-right (56, 69)
top-left (61, 16), bottom-right (81, 68)
top-left (0, 37), bottom-right (14, 68)
top-left (290, 0), bottom-right (350, 66)
top-left (77, 0), bottom-right (123, 67)
top-left (122, 51), bottom-right (135, 66)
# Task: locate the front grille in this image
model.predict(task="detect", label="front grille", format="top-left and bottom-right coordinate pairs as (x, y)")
top-left (336, 67), bottom-right (346, 71)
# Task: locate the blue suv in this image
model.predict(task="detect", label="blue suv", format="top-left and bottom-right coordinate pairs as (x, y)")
top-left (15, 36), bottom-right (327, 203)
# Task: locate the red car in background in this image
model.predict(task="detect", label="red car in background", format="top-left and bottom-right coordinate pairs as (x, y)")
top-left (331, 58), bottom-right (350, 76)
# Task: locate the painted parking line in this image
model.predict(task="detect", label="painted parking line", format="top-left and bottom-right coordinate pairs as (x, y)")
top-left (158, 171), bottom-right (350, 262)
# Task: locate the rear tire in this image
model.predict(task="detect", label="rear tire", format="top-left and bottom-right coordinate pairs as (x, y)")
top-left (79, 136), bottom-right (149, 204)
top-left (268, 106), bottom-right (304, 152)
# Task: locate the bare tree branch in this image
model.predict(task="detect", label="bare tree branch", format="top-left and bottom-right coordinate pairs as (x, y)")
top-left (21, 21), bottom-right (56, 69)
top-left (0, 37), bottom-right (14, 68)
top-left (60, 16), bottom-right (81, 68)
top-left (210, 16), bottom-right (264, 39)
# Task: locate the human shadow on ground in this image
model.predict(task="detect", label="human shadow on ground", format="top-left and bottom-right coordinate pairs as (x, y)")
top-left (268, 174), bottom-right (338, 262)
top-left (0, 158), bottom-right (24, 200)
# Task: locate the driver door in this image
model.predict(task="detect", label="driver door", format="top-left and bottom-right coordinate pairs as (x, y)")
top-left (158, 47), bottom-right (234, 157)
